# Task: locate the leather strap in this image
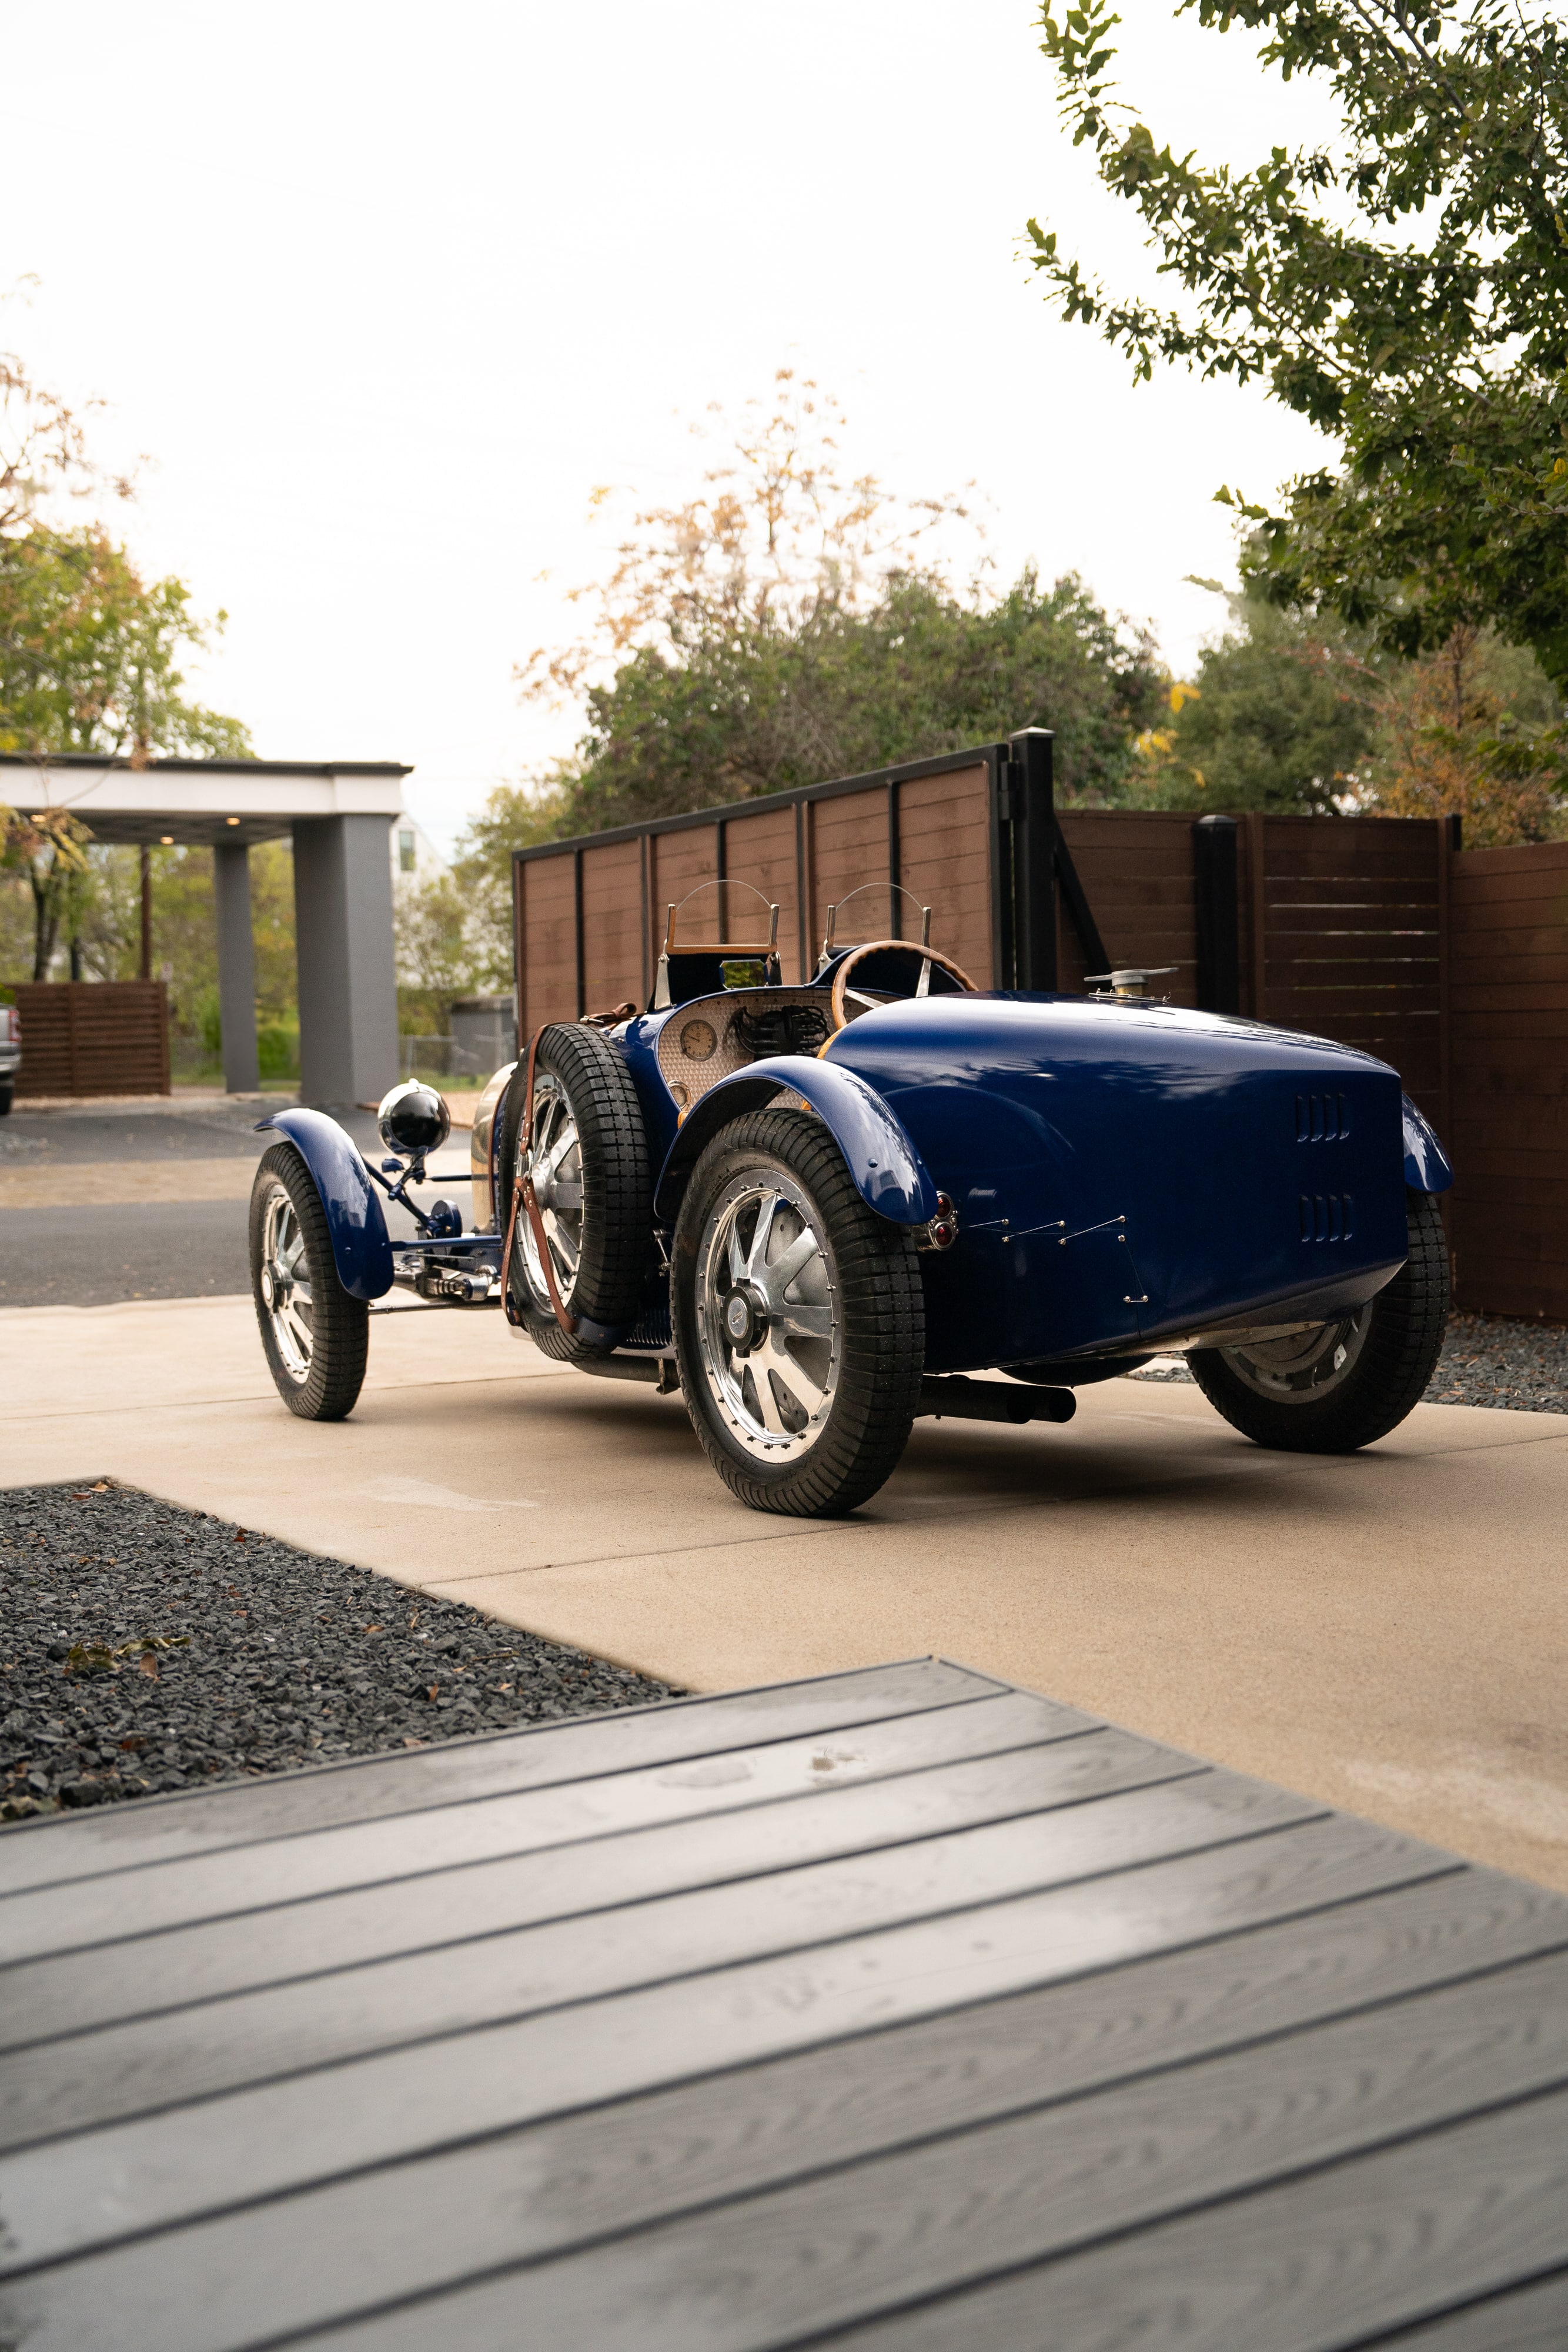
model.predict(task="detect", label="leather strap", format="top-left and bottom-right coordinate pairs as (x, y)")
top-left (503, 1025), bottom-right (578, 1339)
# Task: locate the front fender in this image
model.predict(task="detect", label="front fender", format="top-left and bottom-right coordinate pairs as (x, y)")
top-left (653, 1055), bottom-right (940, 1226)
top-left (1402, 1094), bottom-right (1453, 1194)
top-left (256, 1107), bottom-right (394, 1299)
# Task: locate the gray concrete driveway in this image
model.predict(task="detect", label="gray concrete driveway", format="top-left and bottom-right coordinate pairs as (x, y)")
top-left (0, 1097), bottom-right (472, 1305)
top-left (5, 1288), bottom-right (1567, 1895)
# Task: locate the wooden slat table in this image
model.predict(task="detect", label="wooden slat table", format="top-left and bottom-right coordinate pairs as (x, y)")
top-left (2, 1655), bottom-right (1567, 2351)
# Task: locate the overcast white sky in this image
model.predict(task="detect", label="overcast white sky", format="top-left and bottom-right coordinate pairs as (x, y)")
top-left (4, 0), bottom-right (1337, 851)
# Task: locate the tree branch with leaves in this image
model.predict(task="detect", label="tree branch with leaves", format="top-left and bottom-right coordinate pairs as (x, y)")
top-left (1027, 0), bottom-right (1568, 680)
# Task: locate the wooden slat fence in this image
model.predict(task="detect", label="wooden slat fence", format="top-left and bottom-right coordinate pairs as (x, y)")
top-left (513, 749), bottom-right (1568, 1324)
top-left (1447, 841), bottom-right (1568, 1324)
top-left (12, 981), bottom-right (170, 1100)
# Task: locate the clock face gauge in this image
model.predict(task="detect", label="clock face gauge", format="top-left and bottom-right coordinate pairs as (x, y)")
top-left (680, 1018), bottom-right (718, 1062)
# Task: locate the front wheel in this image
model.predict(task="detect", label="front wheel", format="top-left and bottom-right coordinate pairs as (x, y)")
top-left (249, 1144), bottom-right (369, 1420)
top-left (1188, 1188), bottom-right (1449, 1453)
top-left (673, 1108), bottom-right (925, 1516)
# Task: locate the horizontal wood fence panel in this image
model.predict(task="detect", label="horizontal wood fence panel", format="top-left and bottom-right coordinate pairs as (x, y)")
top-left (897, 764), bottom-right (992, 985)
top-left (579, 838), bottom-right (644, 1013)
top-left (807, 786), bottom-right (894, 959)
top-left (647, 828), bottom-right (720, 990)
top-left (1449, 841), bottom-right (1568, 1319)
top-left (12, 982), bottom-right (169, 1098)
top-left (517, 856), bottom-right (577, 1031)
top-left (722, 804), bottom-right (801, 981)
top-left (1055, 811), bottom-right (1201, 1003)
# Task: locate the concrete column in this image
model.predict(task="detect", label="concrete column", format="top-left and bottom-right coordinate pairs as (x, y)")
top-left (292, 814), bottom-right (399, 1109)
top-left (212, 842), bottom-right (260, 1094)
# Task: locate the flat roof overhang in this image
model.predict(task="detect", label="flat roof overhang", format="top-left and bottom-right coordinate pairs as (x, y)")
top-left (0, 754), bottom-right (412, 847)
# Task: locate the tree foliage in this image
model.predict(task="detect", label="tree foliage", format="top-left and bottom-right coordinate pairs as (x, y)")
top-left (1134, 592), bottom-right (1564, 841)
top-left (1363, 628), bottom-right (1567, 843)
top-left (515, 371), bottom-right (1162, 838)
top-left (1028, 0), bottom-right (1568, 680)
top-left (554, 569), bottom-right (1164, 834)
top-left (0, 324), bottom-right (251, 978)
top-left (1137, 596), bottom-right (1382, 814)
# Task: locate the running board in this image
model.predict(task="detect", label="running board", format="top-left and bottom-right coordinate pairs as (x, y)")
top-left (583, 1354), bottom-right (681, 1392)
top-left (918, 1378), bottom-right (1076, 1426)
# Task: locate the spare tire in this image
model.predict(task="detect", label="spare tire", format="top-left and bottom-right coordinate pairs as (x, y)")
top-left (496, 1023), bottom-right (653, 1358)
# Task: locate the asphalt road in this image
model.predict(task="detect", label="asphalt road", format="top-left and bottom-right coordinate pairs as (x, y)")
top-left (0, 1100), bottom-right (467, 1307)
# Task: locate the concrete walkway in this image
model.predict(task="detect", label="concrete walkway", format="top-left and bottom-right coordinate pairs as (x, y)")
top-left (5, 1294), bottom-right (1567, 1892)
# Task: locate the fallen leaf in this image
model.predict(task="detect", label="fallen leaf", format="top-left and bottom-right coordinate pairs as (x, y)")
top-left (139, 1653), bottom-right (160, 1681)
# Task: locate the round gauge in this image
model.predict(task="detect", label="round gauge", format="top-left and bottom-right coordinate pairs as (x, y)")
top-left (680, 1018), bottom-right (718, 1062)
top-left (671, 1081), bottom-right (689, 1106)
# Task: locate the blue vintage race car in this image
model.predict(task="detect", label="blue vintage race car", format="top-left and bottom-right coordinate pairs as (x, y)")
top-left (250, 880), bottom-right (1453, 1516)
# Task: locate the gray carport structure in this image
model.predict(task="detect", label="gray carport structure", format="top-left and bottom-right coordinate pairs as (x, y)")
top-left (1, 754), bottom-right (410, 1106)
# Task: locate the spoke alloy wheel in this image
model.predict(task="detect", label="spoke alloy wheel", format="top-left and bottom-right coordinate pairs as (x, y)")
top-left (258, 1182), bottom-right (315, 1381)
top-left (694, 1168), bottom-right (840, 1462)
top-left (1222, 1307), bottom-right (1371, 1402)
top-left (517, 1073), bottom-right (584, 1313)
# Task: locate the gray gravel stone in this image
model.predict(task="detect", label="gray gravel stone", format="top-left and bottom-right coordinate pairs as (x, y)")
top-left (1427, 1311), bottom-right (1568, 1414)
top-left (0, 1480), bottom-right (681, 1825)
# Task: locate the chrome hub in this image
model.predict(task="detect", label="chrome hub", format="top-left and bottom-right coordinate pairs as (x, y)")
top-left (694, 1168), bottom-right (840, 1462)
top-left (1222, 1307), bottom-right (1371, 1401)
top-left (257, 1187), bottom-right (314, 1382)
top-left (723, 1284), bottom-right (767, 1353)
top-left (516, 1073), bottom-right (584, 1314)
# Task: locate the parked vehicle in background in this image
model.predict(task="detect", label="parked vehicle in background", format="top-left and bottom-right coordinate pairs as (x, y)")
top-left (0, 996), bottom-right (19, 1114)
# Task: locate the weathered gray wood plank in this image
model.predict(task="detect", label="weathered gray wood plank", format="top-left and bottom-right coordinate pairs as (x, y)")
top-left (805, 2087), bottom-right (1568, 2352)
top-left (280, 1953), bottom-right (1568, 2352)
top-left (0, 1690), bottom-right (1091, 2043)
top-left (1376, 2269), bottom-right (1568, 2348)
top-left (0, 1658), bottom-right (1014, 1899)
top-left (0, 1711), bottom-right (1126, 1969)
top-left (0, 1795), bottom-right (1357, 2270)
top-left (0, 1743), bottom-right (1243, 2147)
top-left (12, 1868), bottom-right (1566, 2352)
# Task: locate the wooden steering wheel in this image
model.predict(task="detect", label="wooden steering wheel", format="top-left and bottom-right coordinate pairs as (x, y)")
top-left (828, 938), bottom-right (978, 1034)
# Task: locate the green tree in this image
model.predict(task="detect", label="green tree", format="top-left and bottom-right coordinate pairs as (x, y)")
top-left (1137, 594), bottom-right (1382, 813)
top-left (555, 567), bottom-right (1164, 834)
top-left (1028, 0), bottom-right (1568, 681)
top-left (1363, 629), bottom-right (1566, 844)
top-left (1, 325), bottom-right (252, 981)
top-left (518, 371), bottom-right (1162, 835)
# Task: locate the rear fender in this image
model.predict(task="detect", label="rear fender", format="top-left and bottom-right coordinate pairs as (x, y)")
top-left (1402, 1095), bottom-right (1453, 1194)
top-left (653, 1054), bottom-right (940, 1226)
top-left (256, 1108), bottom-right (394, 1299)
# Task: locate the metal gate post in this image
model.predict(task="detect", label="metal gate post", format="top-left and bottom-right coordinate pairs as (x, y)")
top-left (1008, 727), bottom-right (1057, 990)
top-left (1192, 814), bottom-right (1241, 1014)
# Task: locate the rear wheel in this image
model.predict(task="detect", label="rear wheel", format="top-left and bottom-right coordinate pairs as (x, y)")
top-left (0, 1081), bottom-right (12, 1117)
top-left (249, 1144), bottom-right (369, 1419)
top-left (673, 1108), bottom-right (924, 1516)
top-left (1188, 1189), bottom-right (1449, 1452)
top-left (499, 1023), bottom-right (652, 1358)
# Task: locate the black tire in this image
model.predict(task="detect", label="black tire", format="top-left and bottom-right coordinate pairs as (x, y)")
top-left (249, 1144), bottom-right (369, 1420)
top-left (499, 1023), bottom-right (652, 1359)
top-left (673, 1108), bottom-right (925, 1516)
top-left (0, 1081), bottom-right (12, 1117)
top-left (1188, 1188), bottom-right (1449, 1452)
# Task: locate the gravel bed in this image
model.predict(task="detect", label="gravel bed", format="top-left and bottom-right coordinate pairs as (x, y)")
top-left (0, 1481), bottom-right (682, 1824)
top-left (1125, 1310), bottom-right (1566, 1412)
top-left (1426, 1311), bottom-right (1568, 1413)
